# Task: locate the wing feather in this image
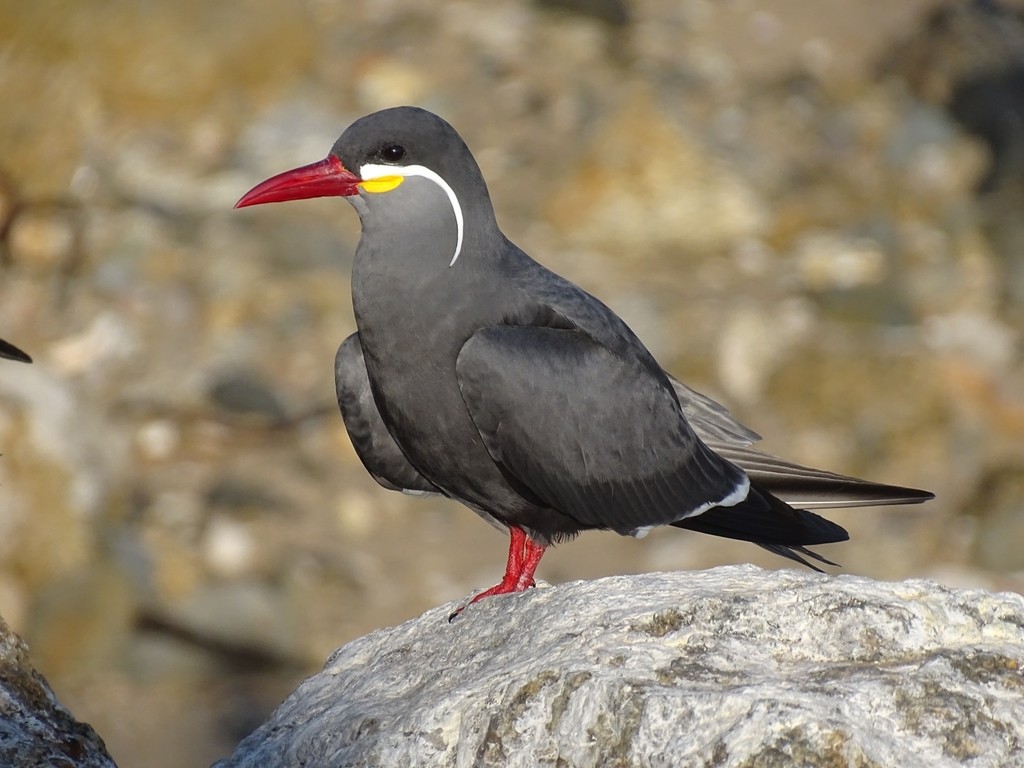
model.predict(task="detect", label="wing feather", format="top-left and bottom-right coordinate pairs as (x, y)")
top-left (335, 334), bottom-right (441, 496)
top-left (668, 376), bottom-right (761, 445)
top-left (706, 442), bottom-right (934, 509)
top-left (456, 325), bottom-right (749, 535)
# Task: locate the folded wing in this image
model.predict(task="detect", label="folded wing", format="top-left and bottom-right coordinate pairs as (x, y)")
top-left (455, 325), bottom-right (750, 535)
top-left (335, 333), bottom-right (441, 496)
top-left (707, 442), bottom-right (934, 509)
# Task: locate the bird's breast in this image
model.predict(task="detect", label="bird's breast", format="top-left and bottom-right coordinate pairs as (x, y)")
top-left (350, 253), bottom-right (513, 500)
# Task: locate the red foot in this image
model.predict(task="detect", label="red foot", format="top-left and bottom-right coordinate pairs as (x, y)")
top-left (449, 526), bottom-right (546, 620)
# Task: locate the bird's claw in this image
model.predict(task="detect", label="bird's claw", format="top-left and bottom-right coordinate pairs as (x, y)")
top-left (446, 578), bottom-right (540, 623)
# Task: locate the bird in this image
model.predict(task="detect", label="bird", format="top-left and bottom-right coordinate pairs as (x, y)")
top-left (0, 339), bottom-right (31, 363)
top-left (236, 106), bottom-right (933, 612)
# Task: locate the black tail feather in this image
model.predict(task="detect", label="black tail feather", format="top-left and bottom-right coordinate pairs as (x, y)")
top-left (756, 543), bottom-right (840, 573)
top-left (671, 485), bottom-right (848, 572)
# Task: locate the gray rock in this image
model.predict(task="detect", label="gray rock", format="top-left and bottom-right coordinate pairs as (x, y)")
top-left (216, 566), bottom-right (1024, 767)
top-left (0, 614), bottom-right (115, 767)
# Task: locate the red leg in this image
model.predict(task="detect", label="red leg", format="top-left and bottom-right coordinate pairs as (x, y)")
top-left (512, 534), bottom-right (545, 591)
top-left (450, 527), bottom-right (547, 619)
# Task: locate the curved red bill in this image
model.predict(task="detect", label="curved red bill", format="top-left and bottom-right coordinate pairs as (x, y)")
top-left (234, 155), bottom-right (362, 208)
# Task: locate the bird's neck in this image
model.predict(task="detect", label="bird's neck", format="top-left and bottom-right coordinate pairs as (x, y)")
top-left (350, 231), bottom-right (512, 381)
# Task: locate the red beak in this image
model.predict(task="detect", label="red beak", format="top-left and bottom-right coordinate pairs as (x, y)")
top-left (234, 156), bottom-right (362, 208)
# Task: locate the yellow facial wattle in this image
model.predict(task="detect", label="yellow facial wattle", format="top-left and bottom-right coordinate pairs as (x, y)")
top-left (360, 175), bottom-right (404, 194)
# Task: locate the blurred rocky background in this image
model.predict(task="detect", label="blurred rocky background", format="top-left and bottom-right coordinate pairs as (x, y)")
top-left (0, 0), bottom-right (1022, 765)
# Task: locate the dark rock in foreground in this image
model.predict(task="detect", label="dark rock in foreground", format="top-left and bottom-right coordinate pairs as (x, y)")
top-left (0, 615), bottom-right (115, 767)
top-left (216, 565), bottom-right (1024, 767)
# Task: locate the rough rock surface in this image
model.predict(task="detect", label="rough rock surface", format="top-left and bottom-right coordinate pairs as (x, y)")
top-left (0, 614), bottom-right (115, 767)
top-left (217, 566), bottom-right (1024, 768)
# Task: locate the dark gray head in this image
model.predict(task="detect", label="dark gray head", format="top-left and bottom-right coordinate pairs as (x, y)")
top-left (236, 106), bottom-right (500, 266)
top-left (333, 107), bottom-right (488, 199)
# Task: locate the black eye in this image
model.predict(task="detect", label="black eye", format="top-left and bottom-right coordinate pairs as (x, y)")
top-left (380, 144), bottom-right (406, 163)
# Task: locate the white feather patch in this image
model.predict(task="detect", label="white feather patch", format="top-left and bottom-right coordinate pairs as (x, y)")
top-left (359, 162), bottom-right (465, 266)
top-left (716, 474), bottom-right (751, 508)
top-left (632, 473), bottom-right (751, 536)
top-left (675, 473), bottom-right (751, 523)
